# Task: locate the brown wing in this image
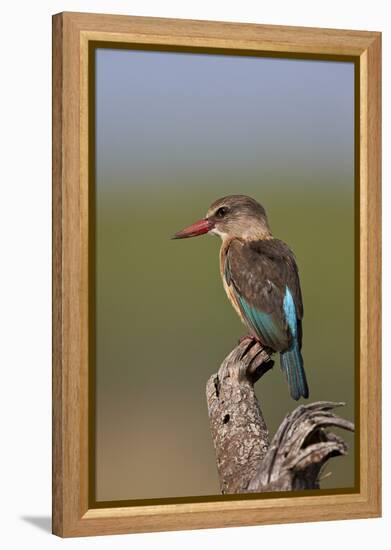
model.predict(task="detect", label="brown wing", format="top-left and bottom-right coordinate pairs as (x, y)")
top-left (225, 238), bottom-right (303, 351)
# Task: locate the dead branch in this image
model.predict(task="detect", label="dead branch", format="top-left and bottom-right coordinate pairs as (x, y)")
top-left (206, 339), bottom-right (354, 494)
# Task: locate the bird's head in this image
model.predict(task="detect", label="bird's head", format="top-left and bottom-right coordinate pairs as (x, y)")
top-left (173, 195), bottom-right (272, 242)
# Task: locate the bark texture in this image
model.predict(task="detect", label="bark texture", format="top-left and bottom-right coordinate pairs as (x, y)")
top-left (206, 338), bottom-right (354, 494)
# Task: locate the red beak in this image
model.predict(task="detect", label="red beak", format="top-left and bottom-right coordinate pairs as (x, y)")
top-left (172, 218), bottom-right (215, 239)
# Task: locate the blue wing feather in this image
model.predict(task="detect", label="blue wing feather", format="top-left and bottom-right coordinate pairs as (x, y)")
top-left (236, 293), bottom-right (287, 350)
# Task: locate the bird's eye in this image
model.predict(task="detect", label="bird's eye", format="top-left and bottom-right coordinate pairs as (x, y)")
top-left (215, 206), bottom-right (229, 218)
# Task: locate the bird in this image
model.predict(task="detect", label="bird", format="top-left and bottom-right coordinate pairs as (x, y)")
top-left (172, 194), bottom-right (309, 401)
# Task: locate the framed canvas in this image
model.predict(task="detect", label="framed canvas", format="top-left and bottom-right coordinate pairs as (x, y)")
top-left (52, 12), bottom-right (381, 537)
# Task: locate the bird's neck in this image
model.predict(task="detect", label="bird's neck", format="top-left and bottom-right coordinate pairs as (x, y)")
top-left (219, 223), bottom-right (273, 243)
top-left (240, 227), bottom-right (273, 241)
top-left (219, 229), bottom-right (273, 250)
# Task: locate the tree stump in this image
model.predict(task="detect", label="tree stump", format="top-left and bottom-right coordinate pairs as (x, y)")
top-left (206, 338), bottom-right (354, 494)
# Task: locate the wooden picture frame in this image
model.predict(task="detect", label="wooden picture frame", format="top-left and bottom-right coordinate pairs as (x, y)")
top-left (52, 11), bottom-right (381, 537)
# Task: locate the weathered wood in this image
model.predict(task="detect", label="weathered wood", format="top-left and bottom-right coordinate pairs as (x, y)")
top-left (206, 339), bottom-right (355, 494)
top-left (206, 339), bottom-right (274, 493)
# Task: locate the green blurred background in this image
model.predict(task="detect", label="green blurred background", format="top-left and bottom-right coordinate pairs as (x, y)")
top-left (95, 49), bottom-right (355, 501)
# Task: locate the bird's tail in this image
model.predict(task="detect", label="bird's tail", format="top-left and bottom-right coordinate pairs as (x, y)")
top-left (280, 342), bottom-right (309, 400)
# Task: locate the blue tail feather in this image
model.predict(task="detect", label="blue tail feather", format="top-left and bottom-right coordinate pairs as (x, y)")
top-left (282, 286), bottom-right (309, 400)
top-left (280, 342), bottom-right (308, 400)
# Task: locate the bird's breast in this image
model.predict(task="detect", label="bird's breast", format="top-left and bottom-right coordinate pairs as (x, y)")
top-left (219, 240), bottom-right (246, 324)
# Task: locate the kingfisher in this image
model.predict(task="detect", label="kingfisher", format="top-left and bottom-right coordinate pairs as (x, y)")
top-left (173, 194), bottom-right (309, 400)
